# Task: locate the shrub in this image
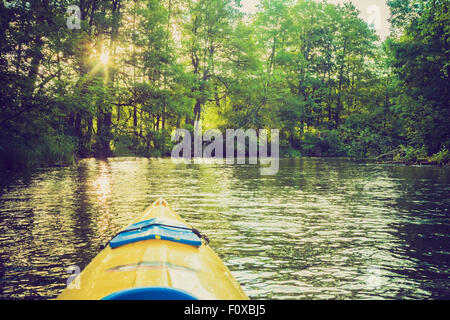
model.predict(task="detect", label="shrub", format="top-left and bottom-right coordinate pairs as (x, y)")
top-left (300, 132), bottom-right (321, 156)
top-left (429, 146), bottom-right (450, 165)
top-left (113, 134), bottom-right (136, 156)
top-left (146, 129), bottom-right (173, 156)
top-left (0, 134), bottom-right (76, 171)
top-left (40, 134), bottom-right (76, 166)
top-left (394, 145), bottom-right (427, 163)
top-left (299, 130), bottom-right (346, 157)
top-left (320, 130), bottom-right (346, 156)
top-left (282, 146), bottom-right (302, 158)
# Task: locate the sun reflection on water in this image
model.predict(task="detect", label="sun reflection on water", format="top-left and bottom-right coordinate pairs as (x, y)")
top-left (91, 160), bottom-right (113, 239)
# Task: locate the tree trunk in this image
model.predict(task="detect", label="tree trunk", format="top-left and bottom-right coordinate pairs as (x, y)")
top-left (95, 0), bottom-right (121, 158)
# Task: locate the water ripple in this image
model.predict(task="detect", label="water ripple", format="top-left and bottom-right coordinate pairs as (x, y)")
top-left (0, 158), bottom-right (449, 299)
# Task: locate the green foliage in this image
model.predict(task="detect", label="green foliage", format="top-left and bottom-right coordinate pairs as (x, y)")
top-left (387, 0), bottom-right (450, 155)
top-left (394, 145), bottom-right (427, 163)
top-left (299, 132), bottom-right (321, 156)
top-left (338, 112), bottom-right (399, 158)
top-left (321, 130), bottom-right (347, 157)
top-left (32, 135), bottom-right (77, 167)
top-left (282, 147), bottom-right (302, 158)
top-left (1, 0), bottom-right (448, 171)
top-left (146, 129), bottom-right (173, 157)
top-left (429, 146), bottom-right (450, 165)
top-left (0, 133), bottom-right (76, 171)
top-left (298, 130), bottom-right (346, 157)
top-left (113, 134), bottom-right (136, 157)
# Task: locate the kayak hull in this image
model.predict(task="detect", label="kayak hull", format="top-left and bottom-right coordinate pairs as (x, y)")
top-left (57, 198), bottom-right (248, 300)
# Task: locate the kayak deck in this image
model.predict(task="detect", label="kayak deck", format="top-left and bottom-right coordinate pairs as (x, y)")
top-left (57, 198), bottom-right (248, 300)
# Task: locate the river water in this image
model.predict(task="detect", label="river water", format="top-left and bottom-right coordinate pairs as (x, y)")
top-left (0, 158), bottom-right (449, 299)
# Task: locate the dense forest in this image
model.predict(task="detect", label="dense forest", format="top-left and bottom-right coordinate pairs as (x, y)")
top-left (0, 0), bottom-right (449, 171)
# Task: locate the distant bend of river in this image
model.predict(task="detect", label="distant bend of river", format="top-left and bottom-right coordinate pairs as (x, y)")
top-left (0, 157), bottom-right (449, 299)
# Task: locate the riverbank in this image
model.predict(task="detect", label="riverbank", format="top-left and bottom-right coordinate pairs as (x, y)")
top-left (1, 153), bottom-right (449, 179)
top-left (287, 157), bottom-right (450, 167)
top-left (367, 147), bottom-right (450, 167)
top-left (374, 159), bottom-right (450, 166)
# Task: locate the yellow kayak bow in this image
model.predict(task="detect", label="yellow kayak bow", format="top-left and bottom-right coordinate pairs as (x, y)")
top-left (57, 198), bottom-right (248, 300)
